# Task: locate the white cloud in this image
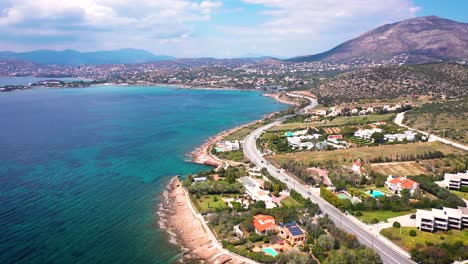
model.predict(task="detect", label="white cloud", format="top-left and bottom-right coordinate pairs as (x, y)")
top-left (217, 0), bottom-right (420, 56)
top-left (0, 0), bottom-right (222, 51)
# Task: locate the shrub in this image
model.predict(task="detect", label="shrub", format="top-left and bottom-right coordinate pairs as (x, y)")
top-left (370, 218), bottom-right (380, 224)
top-left (393, 221), bottom-right (401, 228)
top-left (425, 241), bottom-right (434, 246)
top-left (355, 211), bottom-right (363, 217)
top-left (410, 214), bottom-right (416, 219)
top-left (409, 230), bottom-right (417, 237)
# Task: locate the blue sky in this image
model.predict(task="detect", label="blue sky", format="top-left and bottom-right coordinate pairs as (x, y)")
top-left (0, 0), bottom-right (466, 58)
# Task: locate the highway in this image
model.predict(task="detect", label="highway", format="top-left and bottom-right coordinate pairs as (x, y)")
top-left (243, 93), bottom-right (414, 264)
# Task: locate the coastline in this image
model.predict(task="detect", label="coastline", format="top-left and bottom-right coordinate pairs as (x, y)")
top-left (158, 92), bottom-right (298, 263)
top-left (157, 176), bottom-right (254, 264)
top-left (188, 92), bottom-right (297, 168)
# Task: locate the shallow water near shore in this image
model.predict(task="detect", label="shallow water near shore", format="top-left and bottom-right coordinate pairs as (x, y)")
top-left (0, 85), bottom-right (287, 264)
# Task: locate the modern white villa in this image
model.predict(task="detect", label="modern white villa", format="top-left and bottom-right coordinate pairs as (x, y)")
top-left (416, 206), bottom-right (468, 232)
top-left (443, 171), bottom-right (468, 190)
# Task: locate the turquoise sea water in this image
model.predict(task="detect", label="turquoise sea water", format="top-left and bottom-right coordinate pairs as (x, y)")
top-left (0, 86), bottom-right (287, 264)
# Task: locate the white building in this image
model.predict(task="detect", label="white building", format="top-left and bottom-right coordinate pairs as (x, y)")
top-left (238, 176), bottom-right (276, 209)
top-left (416, 207), bottom-right (468, 232)
top-left (385, 175), bottom-right (419, 195)
top-left (215, 140), bottom-right (240, 152)
top-left (194, 177), bottom-right (207, 182)
top-left (444, 171), bottom-right (468, 190)
top-left (384, 131), bottom-right (417, 142)
top-left (354, 128), bottom-right (382, 140)
top-left (287, 135), bottom-right (320, 149)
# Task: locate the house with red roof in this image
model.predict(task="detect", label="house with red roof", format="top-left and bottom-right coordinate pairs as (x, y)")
top-left (253, 214), bottom-right (277, 235)
top-left (385, 175), bottom-right (419, 195)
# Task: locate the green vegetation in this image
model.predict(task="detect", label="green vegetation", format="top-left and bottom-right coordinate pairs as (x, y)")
top-left (405, 97), bottom-right (468, 144)
top-left (224, 122), bottom-right (264, 141)
top-left (408, 175), bottom-right (465, 208)
top-left (316, 63), bottom-right (468, 104)
top-left (188, 180), bottom-right (243, 195)
top-left (191, 194), bottom-right (228, 213)
top-left (215, 149), bottom-right (244, 161)
top-left (450, 190), bottom-right (468, 200)
top-left (280, 196), bottom-right (301, 207)
top-left (381, 227), bottom-right (468, 264)
top-left (268, 142), bottom-right (463, 165)
top-left (356, 210), bottom-right (415, 224)
top-left (271, 113), bottom-right (395, 131)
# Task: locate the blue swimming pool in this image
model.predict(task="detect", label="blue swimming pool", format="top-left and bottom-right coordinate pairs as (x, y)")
top-left (366, 190), bottom-right (385, 198)
top-left (262, 247), bottom-right (278, 257)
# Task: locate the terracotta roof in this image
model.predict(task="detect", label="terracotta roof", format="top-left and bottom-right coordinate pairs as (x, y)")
top-left (388, 177), bottom-right (418, 189)
top-left (253, 214), bottom-right (276, 232)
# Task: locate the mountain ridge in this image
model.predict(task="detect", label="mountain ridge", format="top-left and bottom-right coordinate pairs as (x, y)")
top-left (0, 48), bottom-right (175, 65)
top-left (288, 16), bottom-right (468, 63)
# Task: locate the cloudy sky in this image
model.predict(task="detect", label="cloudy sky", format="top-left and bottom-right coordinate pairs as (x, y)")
top-left (0, 0), bottom-right (466, 58)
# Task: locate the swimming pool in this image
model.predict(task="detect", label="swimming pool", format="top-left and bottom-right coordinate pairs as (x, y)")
top-left (262, 247), bottom-right (278, 257)
top-left (336, 193), bottom-right (352, 200)
top-left (366, 190), bottom-right (385, 198)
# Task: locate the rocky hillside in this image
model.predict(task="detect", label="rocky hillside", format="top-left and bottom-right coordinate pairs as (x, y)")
top-left (314, 63), bottom-right (468, 103)
top-left (289, 16), bottom-right (468, 63)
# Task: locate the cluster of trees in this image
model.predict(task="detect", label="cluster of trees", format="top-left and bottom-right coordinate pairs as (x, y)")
top-left (304, 216), bottom-right (382, 263)
top-left (411, 242), bottom-right (468, 264)
top-left (188, 181), bottom-right (243, 195)
top-left (368, 150), bottom-right (444, 163)
top-left (408, 175), bottom-right (465, 208)
top-left (320, 187), bottom-right (348, 211)
top-left (280, 160), bottom-right (316, 185)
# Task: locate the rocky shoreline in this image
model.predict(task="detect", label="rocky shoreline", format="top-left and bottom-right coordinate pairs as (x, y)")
top-left (157, 176), bottom-right (249, 264)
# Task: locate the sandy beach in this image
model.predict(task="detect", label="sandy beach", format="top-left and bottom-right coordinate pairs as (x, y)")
top-left (157, 177), bottom-right (254, 264)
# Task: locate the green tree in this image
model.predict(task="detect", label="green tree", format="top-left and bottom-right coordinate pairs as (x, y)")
top-left (371, 132), bottom-right (385, 143)
top-left (317, 234), bottom-right (335, 251)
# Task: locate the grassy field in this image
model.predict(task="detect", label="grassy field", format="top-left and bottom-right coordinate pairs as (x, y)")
top-left (450, 190), bottom-right (468, 200)
top-left (270, 113), bottom-right (396, 131)
top-left (268, 142), bottom-right (464, 166)
top-left (215, 149), bottom-right (244, 162)
top-left (357, 210), bottom-right (415, 224)
top-left (370, 161), bottom-right (429, 176)
top-left (280, 196), bottom-right (301, 207)
top-left (223, 122), bottom-right (263, 141)
top-left (380, 227), bottom-right (468, 251)
top-left (193, 194), bottom-right (227, 213)
top-left (404, 97), bottom-right (468, 144)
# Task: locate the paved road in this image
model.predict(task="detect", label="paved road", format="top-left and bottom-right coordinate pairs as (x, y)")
top-left (243, 94), bottom-right (414, 264)
top-left (395, 111), bottom-right (468, 152)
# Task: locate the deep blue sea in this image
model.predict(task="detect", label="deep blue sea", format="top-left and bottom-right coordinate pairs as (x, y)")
top-left (0, 85), bottom-right (287, 264)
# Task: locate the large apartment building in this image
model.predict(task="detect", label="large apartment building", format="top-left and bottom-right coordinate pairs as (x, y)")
top-left (444, 171), bottom-right (468, 190)
top-left (416, 207), bottom-right (468, 232)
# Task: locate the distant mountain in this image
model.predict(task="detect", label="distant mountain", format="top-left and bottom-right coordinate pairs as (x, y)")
top-left (289, 16), bottom-right (468, 63)
top-left (0, 49), bottom-right (175, 65)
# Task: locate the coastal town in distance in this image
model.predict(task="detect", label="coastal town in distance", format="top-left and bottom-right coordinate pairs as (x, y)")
top-left (0, 2), bottom-right (467, 264)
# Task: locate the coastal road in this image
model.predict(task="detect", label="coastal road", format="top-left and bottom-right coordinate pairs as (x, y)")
top-left (395, 111), bottom-right (468, 152)
top-left (243, 94), bottom-right (414, 264)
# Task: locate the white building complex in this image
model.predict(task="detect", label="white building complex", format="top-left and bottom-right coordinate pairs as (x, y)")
top-left (416, 207), bottom-right (468, 232)
top-left (444, 171), bottom-right (468, 190)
